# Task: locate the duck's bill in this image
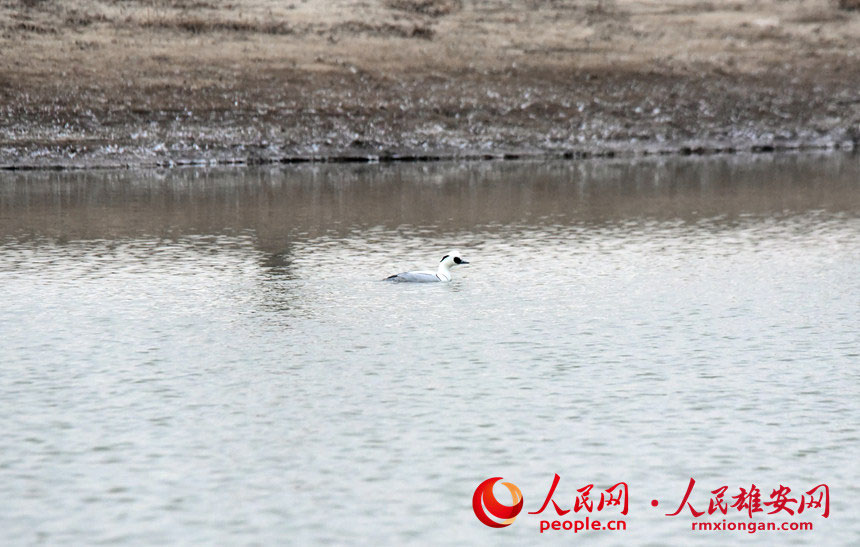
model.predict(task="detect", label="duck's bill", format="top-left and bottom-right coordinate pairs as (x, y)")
top-left (460, 260), bottom-right (470, 264)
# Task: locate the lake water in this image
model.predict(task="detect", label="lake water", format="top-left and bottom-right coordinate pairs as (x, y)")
top-left (1, 154), bottom-right (858, 545)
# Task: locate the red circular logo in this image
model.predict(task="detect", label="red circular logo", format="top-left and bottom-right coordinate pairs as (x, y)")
top-left (472, 477), bottom-right (524, 528)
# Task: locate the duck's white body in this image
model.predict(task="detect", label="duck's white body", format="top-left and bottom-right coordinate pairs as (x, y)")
top-left (386, 252), bottom-right (468, 283)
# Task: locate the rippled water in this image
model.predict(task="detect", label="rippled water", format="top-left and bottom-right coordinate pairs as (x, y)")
top-left (1, 155), bottom-right (858, 545)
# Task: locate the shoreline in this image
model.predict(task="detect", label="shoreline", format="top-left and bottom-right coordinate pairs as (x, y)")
top-left (1, 141), bottom-right (856, 172)
top-left (2, 1), bottom-right (858, 170)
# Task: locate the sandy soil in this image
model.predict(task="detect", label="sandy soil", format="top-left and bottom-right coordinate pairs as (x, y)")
top-left (1, 0), bottom-right (859, 168)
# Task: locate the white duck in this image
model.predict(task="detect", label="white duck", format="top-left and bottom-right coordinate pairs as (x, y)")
top-left (385, 252), bottom-right (470, 282)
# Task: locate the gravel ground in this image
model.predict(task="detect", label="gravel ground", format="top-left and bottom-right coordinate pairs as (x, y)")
top-left (1, 0), bottom-right (858, 168)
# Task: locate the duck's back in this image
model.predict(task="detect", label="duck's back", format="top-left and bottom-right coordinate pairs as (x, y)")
top-left (385, 271), bottom-right (439, 283)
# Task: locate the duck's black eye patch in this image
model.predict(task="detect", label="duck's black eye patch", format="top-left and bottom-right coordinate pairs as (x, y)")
top-left (454, 257), bottom-right (462, 264)
top-left (440, 255), bottom-right (449, 262)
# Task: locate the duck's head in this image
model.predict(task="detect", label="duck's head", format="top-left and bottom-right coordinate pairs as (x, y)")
top-left (439, 251), bottom-right (469, 269)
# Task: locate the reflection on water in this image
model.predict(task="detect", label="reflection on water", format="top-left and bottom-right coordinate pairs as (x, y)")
top-left (1, 155), bottom-right (858, 544)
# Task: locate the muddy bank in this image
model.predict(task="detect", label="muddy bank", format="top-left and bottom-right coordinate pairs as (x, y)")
top-left (1, 0), bottom-right (859, 168)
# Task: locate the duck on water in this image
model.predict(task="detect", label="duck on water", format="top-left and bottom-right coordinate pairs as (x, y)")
top-left (385, 252), bottom-right (470, 282)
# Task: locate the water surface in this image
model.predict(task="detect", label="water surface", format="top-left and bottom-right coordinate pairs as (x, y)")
top-left (1, 155), bottom-right (859, 545)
